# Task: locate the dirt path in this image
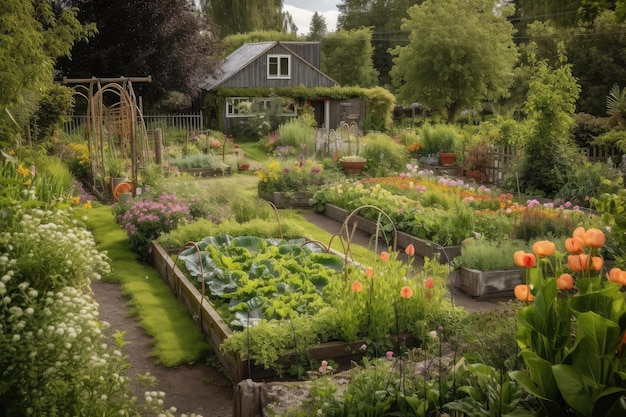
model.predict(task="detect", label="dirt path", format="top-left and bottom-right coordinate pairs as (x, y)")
top-left (91, 280), bottom-right (234, 417)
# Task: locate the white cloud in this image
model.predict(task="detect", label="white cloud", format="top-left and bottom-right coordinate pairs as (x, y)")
top-left (284, 5), bottom-right (339, 36)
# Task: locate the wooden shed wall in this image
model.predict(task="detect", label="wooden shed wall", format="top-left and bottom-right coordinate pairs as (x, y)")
top-left (218, 44), bottom-right (335, 89)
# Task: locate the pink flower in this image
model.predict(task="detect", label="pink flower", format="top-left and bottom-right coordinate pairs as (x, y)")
top-left (386, 351), bottom-right (393, 360)
top-left (359, 344), bottom-right (367, 351)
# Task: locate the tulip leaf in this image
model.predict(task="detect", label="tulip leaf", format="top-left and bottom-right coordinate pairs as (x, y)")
top-left (552, 364), bottom-right (593, 416)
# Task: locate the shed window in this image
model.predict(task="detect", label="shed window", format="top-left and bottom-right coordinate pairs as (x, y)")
top-left (267, 55), bottom-right (291, 79)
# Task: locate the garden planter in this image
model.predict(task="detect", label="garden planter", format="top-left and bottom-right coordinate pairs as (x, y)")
top-left (438, 152), bottom-right (457, 166)
top-left (452, 266), bottom-right (523, 299)
top-left (151, 241), bottom-right (374, 382)
top-left (340, 159), bottom-right (366, 175)
top-left (323, 204), bottom-right (461, 263)
top-left (176, 166), bottom-right (231, 177)
top-left (258, 191), bottom-right (313, 209)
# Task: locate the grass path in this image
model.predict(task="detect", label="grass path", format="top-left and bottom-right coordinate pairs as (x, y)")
top-left (86, 205), bottom-right (209, 366)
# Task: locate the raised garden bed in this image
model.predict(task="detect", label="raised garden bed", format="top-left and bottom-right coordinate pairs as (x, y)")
top-left (151, 240), bottom-right (371, 383)
top-left (258, 191), bottom-right (313, 209)
top-left (322, 204), bottom-right (461, 263)
top-left (177, 166), bottom-right (231, 177)
top-left (452, 266), bottom-right (523, 299)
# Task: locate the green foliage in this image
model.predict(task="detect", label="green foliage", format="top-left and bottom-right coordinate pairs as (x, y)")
top-left (321, 28), bottom-right (379, 88)
top-left (510, 274), bottom-right (626, 417)
top-left (167, 153), bottom-right (230, 170)
top-left (514, 45), bottom-right (583, 197)
top-left (276, 118), bottom-right (316, 155)
top-left (1, 0), bottom-right (94, 146)
top-left (455, 239), bottom-right (529, 271)
top-left (554, 161), bottom-right (624, 208)
top-left (391, 0), bottom-right (518, 123)
top-left (30, 84), bottom-right (74, 143)
top-left (361, 132), bottom-right (409, 177)
top-left (203, 0), bottom-right (289, 39)
top-left (593, 189), bottom-right (626, 267)
top-left (419, 123), bottom-right (461, 154)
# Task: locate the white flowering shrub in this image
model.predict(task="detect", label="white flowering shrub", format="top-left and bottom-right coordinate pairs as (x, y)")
top-left (0, 207), bottom-right (192, 416)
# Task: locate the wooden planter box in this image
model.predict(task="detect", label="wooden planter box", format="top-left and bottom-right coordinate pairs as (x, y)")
top-left (452, 266), bottom-right (523, 299)
top-left (177, 166), bottom-right (231, 177)
top-left (258, 191), bottom-right (313, 209)
top-left (323, 204), bottom-right (461, 263)
top-left (151, 241), bottom-right (375, 383)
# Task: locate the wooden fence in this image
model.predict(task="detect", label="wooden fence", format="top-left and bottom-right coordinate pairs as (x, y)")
top-left (63, 112), bottom-right (203, 137)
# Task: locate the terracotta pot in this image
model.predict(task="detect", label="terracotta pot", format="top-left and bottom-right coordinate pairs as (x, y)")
top-left (340, 160), bottom-right (366, 174)
top-left (439, 152), bottom-right (457, 166)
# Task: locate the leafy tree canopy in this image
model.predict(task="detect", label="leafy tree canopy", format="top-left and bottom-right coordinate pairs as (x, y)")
top-left (321, 28), bottom-right (378, 88)
top-left (1, 0), bottom-right (94, 146)
top-left (391, 0), bottom-right (518, 123)
top-left (200, 0), bottom-right (297, 37)
top-left (337, 0), bottom-right (422, 87)
top-left (57, 0), bottom-right (224, 104)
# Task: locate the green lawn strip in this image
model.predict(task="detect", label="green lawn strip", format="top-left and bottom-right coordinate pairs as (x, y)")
top-left (86, 204), bottom-right (209, 366)
top-left (237, 141), bottom-right (268, 163)
top-left (281, 209), bottom-right (380, 266)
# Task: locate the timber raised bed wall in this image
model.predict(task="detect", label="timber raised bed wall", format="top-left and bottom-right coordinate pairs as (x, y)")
top-left (452, 266), bottom-right (523, 299)
top-left (322, 204), bottom-right (461, 263)
top-left (151, 241), bottom-right (369, 383)
top-left (258, 191), bottom-right (313, 209)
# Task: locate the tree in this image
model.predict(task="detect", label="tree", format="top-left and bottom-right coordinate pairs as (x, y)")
top-left (390, 0), bottom-right (518, 123)
top-left (337, 0), bottom-right (423, 87)
top-left (308, 12), bottom-right (328, 41)
top-left (57, 0), bottom-right (224, 103)
top-left (321, 28), bottom-right (378, 87)
top-left (0, 0), bottom-right (94, 146)
top-left (201, 0), bottom-right (293, 37)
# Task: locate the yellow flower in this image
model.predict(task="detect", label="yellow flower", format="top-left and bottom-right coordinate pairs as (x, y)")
top-left (22, 179), bottom-right (32, 186)
top-left (8, 149), bottom-right (15, 155)
top-left (70, 196), bottom-right (81, 205)
top-left (83, 201), bottom-right (92, 209)
top-left (17, 164), bottom-right (31, 178)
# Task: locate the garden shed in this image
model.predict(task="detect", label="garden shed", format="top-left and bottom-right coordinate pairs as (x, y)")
top-left (201, 41), bottom-right (365, 133)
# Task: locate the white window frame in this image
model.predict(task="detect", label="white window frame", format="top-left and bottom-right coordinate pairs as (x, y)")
top-left (226, 97), bottom-right (298, 118)
top-left (267, 54), bottom-right (291, 79)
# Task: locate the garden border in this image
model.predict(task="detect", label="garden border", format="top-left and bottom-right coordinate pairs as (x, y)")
top-left (258, 191), bottom-right (313, 209)
top-left (451, 266), bottom-right (523, 299)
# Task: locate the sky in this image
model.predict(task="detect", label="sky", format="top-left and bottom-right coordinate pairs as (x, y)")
top-left (284, 0), bottom-right (340, 36)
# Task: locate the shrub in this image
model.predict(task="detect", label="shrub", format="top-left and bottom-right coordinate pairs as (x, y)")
top-left (361, 132), bottom-right (409, 176)
top-left (277, 118), bottom-right (316, 156)
top-left (454, 239), bottom-right (529, 271)
top-left (114, 193), bottom-right (192, 260)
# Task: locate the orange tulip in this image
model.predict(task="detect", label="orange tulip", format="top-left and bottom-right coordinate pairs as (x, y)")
top-left (608, 268), bottom-right (626, 285)
top-left (405, 244), bottom-right (415, 257)
top-left (513, 251), bottom-right (526, 267)
top-left (584, 228), bottom-right (606, 248)
top-left (514, 284), bottom-right (535, 302)
top-left (568, 254), bottom-right (591, 273)
top-left (351, 281), bottom-right (362, 292)
top-left (565, 237), bottom-right (585, 255)
top-left (591, 256), bottom-right (604, 272)
top-left (400, 286), bottom-right (413, 299)
top-left (556, 273), bottom-right (574, 290)
top-left (572, 226), bottom-right (586, 240)
top-left (365, 267), bottom-right (374, 278)
top-left (532, 240), bottom-right (555, 258)
top-left (424, 277), bottom-right (434, 289)
top-left (380, 251), bottom-right (390, 263)
top-left (516, 252), bottom-right (537, 268)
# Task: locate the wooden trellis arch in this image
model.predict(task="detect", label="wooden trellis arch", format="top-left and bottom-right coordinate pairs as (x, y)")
top-left (63, 76), bottom-right (153, 196)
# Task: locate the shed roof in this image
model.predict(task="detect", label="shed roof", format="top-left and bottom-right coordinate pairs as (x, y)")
top-left (202, 41), bottom-right (336, 90)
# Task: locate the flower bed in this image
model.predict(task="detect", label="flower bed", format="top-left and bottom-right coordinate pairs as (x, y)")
top-left (258, 191), bottom-right (313, 209)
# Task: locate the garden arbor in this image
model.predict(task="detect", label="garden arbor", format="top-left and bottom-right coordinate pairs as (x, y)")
top-left (63, 76), bottom-right (154, 199)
